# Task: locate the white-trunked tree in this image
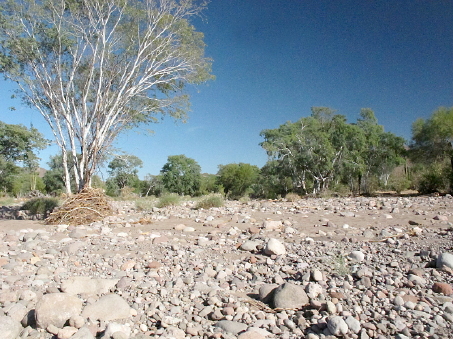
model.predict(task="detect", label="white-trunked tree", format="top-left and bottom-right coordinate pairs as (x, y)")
top-left (0, 0), bottom-right (213, 194)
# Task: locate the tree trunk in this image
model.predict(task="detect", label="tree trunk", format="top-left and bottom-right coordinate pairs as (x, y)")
top-left (62, 149), bottom-right (72, 195)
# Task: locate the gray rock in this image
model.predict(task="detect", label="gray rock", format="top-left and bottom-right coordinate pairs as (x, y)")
top-left (272, 283), bottom-right (309, 309)
top-left (215, 320), bottom-right (248, 335)
top-left (349, 251), bottom-right (365, 262)
top-left (327, 316), bottom-right (348, 336)
top-left (240, 240), bottom-right (260, 252)
top-left (61, 276), bottom-right (119, 295)
top-left (262, 220), bottom-right (283, 231)
top-left (345, 315), bottom-right (361, 334)
top-left (437, 252), bottom-right (453, 270)
top-left (35, 293), bottom-right (83, 329)
top-left (0, 316), bottom-right (22, 339)
top-left (82, 294), bottom-right (130, 321)
top-left (264, 238), bottom-right (286, 256)
top-left (259, 284), bottom-right (278, 304)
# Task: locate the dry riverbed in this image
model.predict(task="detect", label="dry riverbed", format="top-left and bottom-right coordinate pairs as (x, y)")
top-left (1, 195), bottom-right (453, 339)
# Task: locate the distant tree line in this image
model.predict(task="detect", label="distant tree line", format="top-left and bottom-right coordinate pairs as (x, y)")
top-left (1, 106), bottom-right (452, 199)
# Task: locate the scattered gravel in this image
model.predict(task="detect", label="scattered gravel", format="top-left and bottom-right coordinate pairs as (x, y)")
top-left (0, 195), bottom-right (452, 338)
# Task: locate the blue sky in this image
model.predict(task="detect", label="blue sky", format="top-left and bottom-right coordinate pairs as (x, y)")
top-left (0, 0), bottom-right (452, 178)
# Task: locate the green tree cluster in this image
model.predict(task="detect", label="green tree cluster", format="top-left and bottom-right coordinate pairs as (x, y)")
top-left (260, 107), bottom-right (406, 195)
top-left (0, 121), bottom-right (47, 196)
top-left (409, 107), bottom-right (453, 193)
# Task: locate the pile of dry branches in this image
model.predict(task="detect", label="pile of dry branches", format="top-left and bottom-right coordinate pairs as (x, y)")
top-left (46, 188), bottom-right (114, 226)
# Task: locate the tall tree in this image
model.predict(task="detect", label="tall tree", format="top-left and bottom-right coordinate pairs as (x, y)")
top-left (411, 107), bottom-right (453, 170)
top-left (0, 121), bottom-right (47, 193)
top-left (0, 0), bottom-right (213, 193)
top-left (216, 163), bottom-right (259, 199)
top-left (161, 154), bottom-right (201, 196)
top-left (107, 154), bottom-right (143, 191)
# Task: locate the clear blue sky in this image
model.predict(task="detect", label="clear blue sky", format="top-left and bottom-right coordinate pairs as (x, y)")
top-left (0, 0), bottom-right (452, 178)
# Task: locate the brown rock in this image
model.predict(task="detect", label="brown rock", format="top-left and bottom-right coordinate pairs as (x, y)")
top-left (432, 282), bottom-right (453, 295)
top-left (147, 261), bottom-right (161, 269)
top-left (329, 291), bottom-right (346, 299)
top-left (121, 260), bottom-right (136, 271)
top-left (248, 226), bottom-right (260, 234)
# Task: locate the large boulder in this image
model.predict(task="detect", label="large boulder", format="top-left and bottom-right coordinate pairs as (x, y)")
top-left (61, 276), bottom-right (119, 295)
top-left (35, 293), bottom-right (83, 329)
top-left (437, 252), bottom-right (453, 271)
top-left (272, 283), bottom-right (309, 309)
top-left (0, 316), bottom-right (22, 339)
top-left (82, 294), bottom-right (131, 321)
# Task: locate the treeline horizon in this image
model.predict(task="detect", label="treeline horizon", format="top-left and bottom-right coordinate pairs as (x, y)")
top-left (1, 106), bottom-right (452, 199)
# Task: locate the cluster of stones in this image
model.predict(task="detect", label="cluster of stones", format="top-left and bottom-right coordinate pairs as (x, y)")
top-left (0, 195), bottom-right (452, 339)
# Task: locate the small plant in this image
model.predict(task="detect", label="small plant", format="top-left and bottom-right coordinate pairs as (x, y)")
top-left (195, 194), bottom-right (224, 209)
top-left (285, 192), bottom-right (300, 202)
top-left (156, 193), bottom-right (181, 208)
top-left (331, 254), bottom-right (350, 276)
top-left (135, 196), bottom-right (157, 211)
top-left (21, 197), bottom-right (59, 217)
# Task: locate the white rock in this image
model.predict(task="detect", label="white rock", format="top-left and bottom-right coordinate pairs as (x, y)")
top-left (262, 220), bottom-right (283, 231)
top-left (437, 252), bottom-right (453, 270)
top-left (264, 238), bottom-right (286, 255)
top-left (35, 293), bottom-right (83, 329)
top-left (102, 323), bottom-right (131, 338)
top-left (349, 251), bottom-right (365, 262)
top-left (327, 316), bottom-right (348, 336)
top-left (0, 316), bottom-right (22, 339)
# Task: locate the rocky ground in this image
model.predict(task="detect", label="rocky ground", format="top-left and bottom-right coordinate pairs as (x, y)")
top-left (1, 195), bottom-right (453, 339)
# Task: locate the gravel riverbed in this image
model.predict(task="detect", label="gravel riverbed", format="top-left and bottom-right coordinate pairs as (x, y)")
top-left (1, 195), bottom-right (453, 339)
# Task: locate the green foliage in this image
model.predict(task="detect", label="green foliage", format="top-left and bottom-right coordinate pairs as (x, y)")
top-left (161, 155), bottom-right (201, 196)
top-left (135, 197), bottom-right (157, 212)
top-left (331, 254), bottom-right (350, 277)
top-left (260, 107), bottom-right (406, 196)
top-left (0, 121), bottom-right (48, 195)
top-left (199, 173), bottom-right (220, 195)
top-left (10, 171), bottom-right (45, 197)
top-left (0, 0), bottom-right (214, 192)
top-left (409, 107), bottom-right (453, 193)
top-left (415, 162), bottom-right (451, 194)
top-left (156, 193), bottom-right (181, 208)
top-left (43, 153), bottom-right (77, 194)
top-left (106, 154), bottom-right (143, 196)
top-left (216, 163), bottom-right (260, 200)
top-left (21, 197), bottom-right (59, 217)
top-left (0, 121), bottom-right (48, 169)
top-left (195, 194), bottom-right (224, 209)
top-left (141, 174), bottom-right (165, 197)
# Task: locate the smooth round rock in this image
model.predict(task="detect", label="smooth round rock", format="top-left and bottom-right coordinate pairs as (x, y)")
top-left (35, 293), bottom-right (83, 329)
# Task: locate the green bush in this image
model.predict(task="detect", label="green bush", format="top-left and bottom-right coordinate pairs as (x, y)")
top-left (21, 197), bottom-right (59, 217)
top-left (156, 193), bottom-right (181, 208)
top-left (195, 194), bottom-right (224, 209)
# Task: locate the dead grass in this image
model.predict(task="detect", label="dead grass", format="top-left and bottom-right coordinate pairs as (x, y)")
top-left (45, 188), bottom-right (114, 226)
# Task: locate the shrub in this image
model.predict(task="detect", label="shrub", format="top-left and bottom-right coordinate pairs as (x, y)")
top-left (195, 194), bottom-right (224, 209)
top-left (156, 193), bottom-right (181, 208)
top-left (21, 197), bottom-right (59, 217)
top-left (285, 192), bottom-right (300, 202)
top-left (134, 196), bottom-right (157, 211)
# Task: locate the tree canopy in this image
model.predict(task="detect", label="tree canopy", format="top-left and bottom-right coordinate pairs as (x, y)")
top-left (260, 108), bottom-right (406, 194)
top-left (0, 0), bottom-right (213, 193)
top-left (161, 154), bottom-right (201, 196)
top-left (216, 163), bottom-right (259, 199)
top-left (0, 121), bottom-right (47, 194)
